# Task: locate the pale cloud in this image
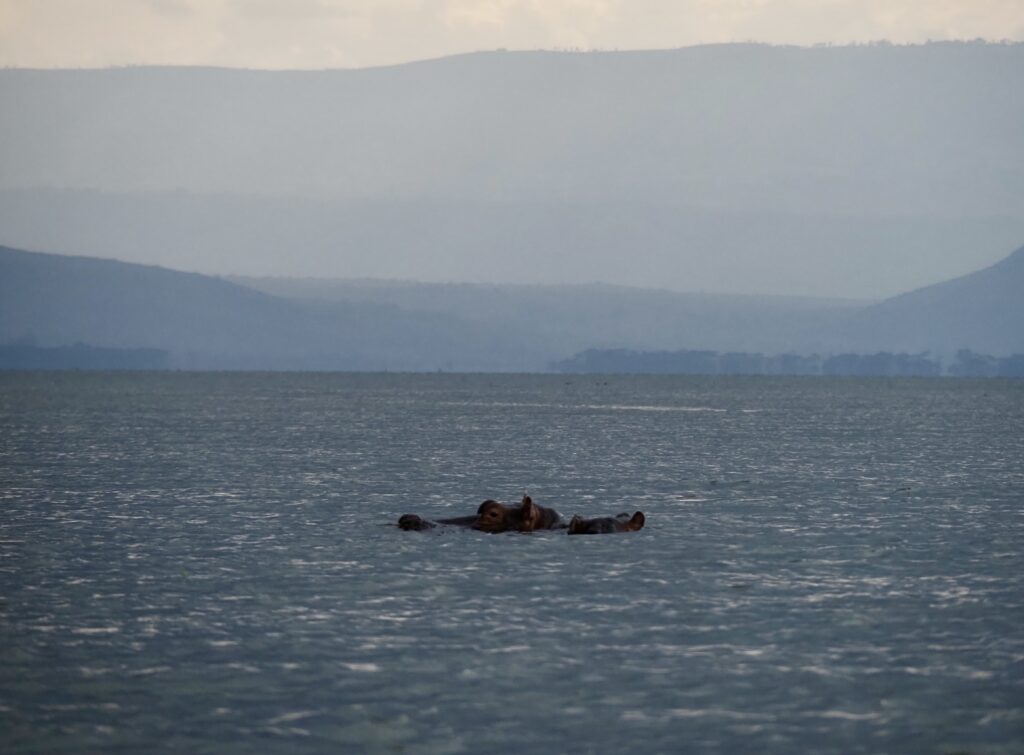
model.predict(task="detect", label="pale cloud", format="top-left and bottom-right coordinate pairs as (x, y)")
top-left (444, 0), bottom-right (614, 30)
top-left (230, 0), bottom-right (354, 20)
top-left (0, 0), bottom-right (1020, 69)
top-left (142, 0), bottom-right (193, 18)
top-left (439, 0), bottom-right (616, 53)
top-left (444, 0), bottom-right (517, 28)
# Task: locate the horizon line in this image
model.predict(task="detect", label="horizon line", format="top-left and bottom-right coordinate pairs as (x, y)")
top-left (2, 38), bottom-right (1021, 74)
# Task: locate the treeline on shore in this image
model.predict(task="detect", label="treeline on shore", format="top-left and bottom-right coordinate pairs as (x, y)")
top-left (3, 341), bottom-right (1023, 377)
top-left (552, 348), bottom-right (1024, 378)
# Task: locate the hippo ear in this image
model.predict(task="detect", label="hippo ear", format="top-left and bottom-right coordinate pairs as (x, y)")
top-left (568, 515), bottom-right (584, 534)
top-left (520, 497), bottom-right (539, 529)
top-left (627, 512), bottom-right (645, 531)
top-left (521, 495), bottom-right (533, 506)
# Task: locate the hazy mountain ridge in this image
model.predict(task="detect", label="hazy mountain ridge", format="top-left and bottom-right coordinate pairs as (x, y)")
top-left (230, 274), bottom-right (862, 358)
top-left (1, 42), bottom-right (1022, 300)
top-left (0, 245), bottom-right (321, 363)
top-left (0, 189), bottom-right (1019, 300)
top-left (0, 245), bottom-right (527, 370)
top-left (2, 242), bottom-right (1020, 371)
top-left (835, 245), bottom-right (1024, 355)
top-left (3, 43), bottom-right (1020, 213)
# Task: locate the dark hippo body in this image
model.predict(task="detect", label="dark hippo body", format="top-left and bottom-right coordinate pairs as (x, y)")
top-left (398, 496), bottom-right (565, 533)
top-left (567, 511), bottom-right (645, 535)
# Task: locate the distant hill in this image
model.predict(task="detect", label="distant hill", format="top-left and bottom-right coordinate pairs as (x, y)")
top-left (2, 42), bottom-right (1022, 299)
top-left (230, 275), bottom-right (861, 358)
top-left (238, 243), bottom-right (1024, 363)
top-left (3, 44), bottom-right (1021, 216)
top-left (0, 245), bottom-right (314, 365)
top-left (550, 244), bottom-right (1024, 374)
top-left (2, 243), bottom-right (1020, 371)
top-left (0, 244), bottom-right (860, 370)
top-left (0, 245), bottom-right (520, 370)
top-left (835, 245), bottom-right (1024, 356)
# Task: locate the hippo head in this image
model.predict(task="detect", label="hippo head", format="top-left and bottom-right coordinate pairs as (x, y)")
top-left (397, 514), bottom-right (434, 531)
top-left (473, 496), bottom-right (554, 533)
top-left (567, 511), bottom-right (645, 535)
top-left (473, 499), bottom-right (514, 532)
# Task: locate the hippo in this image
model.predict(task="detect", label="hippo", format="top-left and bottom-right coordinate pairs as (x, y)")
top-left (567, 511), bottom-right (645, 535)
top-left (398, 496), bottom-right (565, 533)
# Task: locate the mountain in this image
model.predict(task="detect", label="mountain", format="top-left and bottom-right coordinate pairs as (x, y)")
top-left (237, 243), bottom-right (1024, 362)
top-left (1, 243), bottom-right (1019, 371)
top-left (0, 244), bottom-right (860, 370)
top-left (836, 245), bottom-right (1024, 356)
top-left (0, 189), bottom-right (1020, 302)
top-left (2, 44), bottom-right (1021, 215)
top-left (0, 245), bottom-right (522, 370)
top-left (230, 275), bottom-right (861, 358)
top-left (2, 42), bottom-right (1022, 299)
top-left (0, 245), bottom-right (311, 359)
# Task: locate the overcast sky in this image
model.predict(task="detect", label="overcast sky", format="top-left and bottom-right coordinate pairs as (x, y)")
top-left (2, 0), bottom-right (1022, 69)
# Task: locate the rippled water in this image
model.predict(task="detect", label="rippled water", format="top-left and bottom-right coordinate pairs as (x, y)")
top-left (1, 372), bottom-right (1022, 753)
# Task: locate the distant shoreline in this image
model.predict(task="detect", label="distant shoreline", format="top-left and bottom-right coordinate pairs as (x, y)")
top-left (2, 342), bottom-right (1021, 378)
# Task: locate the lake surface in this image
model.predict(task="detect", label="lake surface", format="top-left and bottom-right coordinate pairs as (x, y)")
top-left (1, 372), bottom-right (1022, 754)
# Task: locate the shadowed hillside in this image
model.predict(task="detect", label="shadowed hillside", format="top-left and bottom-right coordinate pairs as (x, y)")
top-left (836, 245), bottom-right (1024, 355)
top-left (231, 275), bottom-right (860, 358)
top-left (0, 245), bottom-right (526, 370)
top-left (2, 243), bottom-right (1020, 371)
top-left (0, 245), bottom-right (318, 363)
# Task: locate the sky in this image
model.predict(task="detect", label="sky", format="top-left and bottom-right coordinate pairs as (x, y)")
top-left (1, 0), bottom-right (1023, 70)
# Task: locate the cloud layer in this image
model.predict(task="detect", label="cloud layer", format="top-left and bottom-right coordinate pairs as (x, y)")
top-left (1, 0), bottom-right (1022, 69)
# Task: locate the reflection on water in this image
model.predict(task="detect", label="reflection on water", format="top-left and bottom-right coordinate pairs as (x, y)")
top-left (1, 372), bottom-right (1022, 753)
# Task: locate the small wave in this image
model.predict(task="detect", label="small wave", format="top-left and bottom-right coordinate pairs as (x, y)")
top-left (129, 666), bottom-right (172, 676)
top-left (440, 400), bottom-right (728, 413)
top-left (341, 662), bottom-right (381, 672)
top-left (580, 404), bottom-right (728, 413)
top-left (268, 710), bottom-right (320, 725)
top-left (815, 710), bottom-right (883, 721)
top-left (72, 626), bottom-right (120, 635)
top-left (485, 644), bottom-right (530, 654)
top-left (663, 708), bottom-right (775, 721)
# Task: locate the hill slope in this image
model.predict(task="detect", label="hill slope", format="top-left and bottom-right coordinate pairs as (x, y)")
top-left (0, 244), bottom-right (862, 370)
top-left (2, 243), bottom-right (1020, 371)
top-left (238, 242), bottom-right (1024, 362)
top-left (837, 245), bottom-right (1024, 356)
top-left (232, 275), bottom-right (860, 358)
top-left (0, 245), bottom-right (312, 357)
top-left (0, 245), bottom-right (520, 370)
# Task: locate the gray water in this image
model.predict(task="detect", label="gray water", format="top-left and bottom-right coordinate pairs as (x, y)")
top-left (1, 372), bottom-right (1022, 754)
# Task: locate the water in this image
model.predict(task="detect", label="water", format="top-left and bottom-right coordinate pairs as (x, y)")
top-left (1, 372), bottom-right (1022, 754)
